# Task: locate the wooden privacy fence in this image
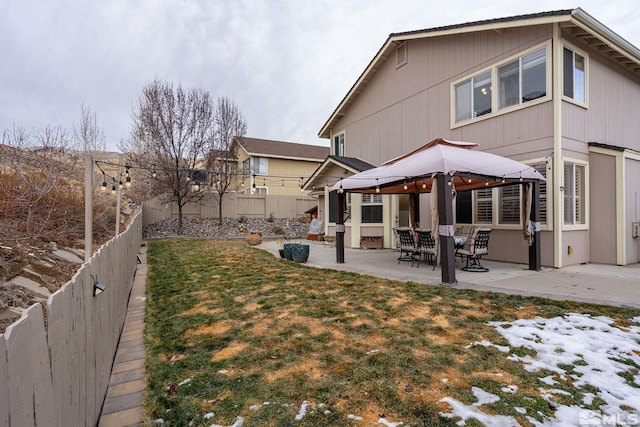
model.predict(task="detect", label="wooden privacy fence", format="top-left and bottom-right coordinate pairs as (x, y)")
top-left (0, 211), bottom-right (143, 426)
top-left (143, 192), bottom-right (317, 227)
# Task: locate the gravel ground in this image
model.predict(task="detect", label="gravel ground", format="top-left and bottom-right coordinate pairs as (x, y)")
top-left (143, 217), bottom-right (311, 241)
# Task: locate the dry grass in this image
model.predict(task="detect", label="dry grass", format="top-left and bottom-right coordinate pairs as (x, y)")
top-left (143, 239), bottom-right (640, 427)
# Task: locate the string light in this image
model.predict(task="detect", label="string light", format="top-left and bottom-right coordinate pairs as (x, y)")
top-left (100, 172), bottom-right (107, 192)
top-left (192, 181), bottom-right (200, 192)
top-left (375, 178), bottom-right (380, 194)
top-left (422, 180), bottom-right (427, 190)
top-left (403, 179), bottom-right (408, 191)
top-left (110, 178), bottom-right (116, 195)
top-left (501, 176), bottom-right (506, 183)
top-left (339, 178), bottom-right (344, 193)
top-left (125, 164), bottom-right (132, 188)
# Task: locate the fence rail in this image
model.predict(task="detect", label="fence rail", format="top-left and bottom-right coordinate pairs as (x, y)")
top-left (143, 192), bottom-right (317, 226)
top-left (0, 211), bottom-right (143, 426)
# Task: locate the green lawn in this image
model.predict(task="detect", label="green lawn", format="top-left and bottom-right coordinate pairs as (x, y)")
top-left (143, 239), bottom-right (640, 426)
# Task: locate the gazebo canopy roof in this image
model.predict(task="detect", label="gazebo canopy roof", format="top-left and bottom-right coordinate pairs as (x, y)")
top-left (331, 138), bottom-right (546, 194)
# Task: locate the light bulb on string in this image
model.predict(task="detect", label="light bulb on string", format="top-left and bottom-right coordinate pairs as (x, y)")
top-left (422, 180), bottom-right (427, 190)
top-left (375, 178), bottom-right (380, 194)
top-left (100, 172), bottom-right (107, 191)
top-left (111, 178), bottom-right (116, 195)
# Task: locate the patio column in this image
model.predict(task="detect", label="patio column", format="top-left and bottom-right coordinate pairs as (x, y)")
top-left (336, 190), bottom-right (346, 263)
top-left (529, 180), bottom-right (542, 271)
top-left (437, 173), bottom-right (456, 284)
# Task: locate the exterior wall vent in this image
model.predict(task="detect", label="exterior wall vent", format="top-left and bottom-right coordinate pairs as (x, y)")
top-left (396, 42), bottom-right (407, 68)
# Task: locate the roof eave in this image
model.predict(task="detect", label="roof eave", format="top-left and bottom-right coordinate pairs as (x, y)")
top-left (319, 8), bottom-right (640, 139)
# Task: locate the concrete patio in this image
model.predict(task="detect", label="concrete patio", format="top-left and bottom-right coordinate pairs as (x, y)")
top-left (258, 239), bottom-right (640, 310)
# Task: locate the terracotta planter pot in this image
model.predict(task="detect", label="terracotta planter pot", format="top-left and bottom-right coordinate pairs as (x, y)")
top-left (246, 232), bottom-right (262, 246)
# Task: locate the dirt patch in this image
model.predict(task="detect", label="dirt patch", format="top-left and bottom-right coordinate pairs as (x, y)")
top-left (212, 341), bottom-right (249, 362)
top-left (264, 357), bottom-right (324, 383)
top-left (187, 320), bottom-right (234, 338)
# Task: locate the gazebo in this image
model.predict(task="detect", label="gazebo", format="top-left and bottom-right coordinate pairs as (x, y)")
top-left (330, 138), bottom-right (547, 284)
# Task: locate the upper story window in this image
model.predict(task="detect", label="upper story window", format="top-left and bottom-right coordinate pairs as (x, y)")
top-left (333, 133), bottom-right (345, 156)
top-left (563, 46), bottom-right (586, 104)
top-left (452, 44), bottom-right (549, 126)
top-left (455, 70), bottom-right (492, 122)
top-left (498, 47), bottom-right (547, 108)
top-left (253, 157), bottom-right (267, 175)
top-left (242, 158), bottom-right (250, 179)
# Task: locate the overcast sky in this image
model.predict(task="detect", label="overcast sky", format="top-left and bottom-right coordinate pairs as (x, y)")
top-left (2, 0), bottom-right (639, 151)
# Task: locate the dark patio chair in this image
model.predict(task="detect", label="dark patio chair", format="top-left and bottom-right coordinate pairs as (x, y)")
top-left (396, 228), bottom-right (417, 264)
top-left (457, 229), bottom-right (492, 272)
top-left (415, 229), bottom-right (436, 269)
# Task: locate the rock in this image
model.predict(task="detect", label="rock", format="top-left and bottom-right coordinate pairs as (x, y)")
top-left (143, 217), bottom-right (309, 241)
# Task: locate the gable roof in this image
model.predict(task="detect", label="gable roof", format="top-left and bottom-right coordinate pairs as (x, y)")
top-left (302, 155), bottom-right (376, 191)
top-left (319, 8), bottom-right (640, 139)
top-left (234, 136), bottom-right (329, 162)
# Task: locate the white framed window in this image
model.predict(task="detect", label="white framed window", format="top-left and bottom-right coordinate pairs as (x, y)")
top-left (498, 47), bottom-right (547, 109)
top-left (253, 157), bottom-right (267, 175)
top-left (563, 162), bottom-right (586, 226)
top-left (455, 70), bottom-right (492, 122)
top-left (361, 193), bottom-right (383, 223)
top-left (499, 185), bottom-right (520, 225)
top-left (452, 43), bottom-right (550, 126)
top-left (474, 188), bottom-right (493, 224)
top-left (531, 162), bottom-right (548, 225)
top-left (333, 133), bottom-right (345, 156)
top-left (563, 45), bottom-right (587, 104)
top-left (242, 158), bottom-right (250, 177)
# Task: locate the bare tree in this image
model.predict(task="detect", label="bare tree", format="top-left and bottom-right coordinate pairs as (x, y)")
top-left (74, 103), bottom-right (107, 153)
top-left (123, 80), bottom-right (215, 234)
top-left (0, 125), bottom-right (76, 235)
top-left (207, 97), bottom-right (248, 225)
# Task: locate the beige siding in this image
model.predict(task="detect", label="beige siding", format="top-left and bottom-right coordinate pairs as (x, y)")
top-left (589, 153), bottom-right (617, 264)
top-left (263, 158), bottom-right (322, 196)
top-left (334, 25), bottom-right (555, 165)
top-left (486, 229), bottom-right (554, 267)
top-left (626, 157), bottom-right (640, 264)
top-left (563, 230), bottom-right (590, 265)
top-left (580, 45), bottom-right (640, 152)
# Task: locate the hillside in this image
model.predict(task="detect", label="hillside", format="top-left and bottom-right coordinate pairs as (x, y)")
top-left (0, 146), bottom-right (124, 332)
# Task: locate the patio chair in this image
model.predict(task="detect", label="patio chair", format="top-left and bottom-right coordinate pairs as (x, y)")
top-left (396, 228), bottom-right (417, 264)
top-left (457, 229), bottom-right (492, 272)
top-left (415, 229), bottom-right (436, 269)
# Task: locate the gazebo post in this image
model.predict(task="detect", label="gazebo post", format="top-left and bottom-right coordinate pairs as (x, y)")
top-left (336, 190), bottom-right (346, 263)
top-left (529, 180), bottom-right (541, 271)
top-left (437, 173), bottom-right (456, 284)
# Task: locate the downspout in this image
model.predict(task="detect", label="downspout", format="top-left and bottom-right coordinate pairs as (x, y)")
top-left (553, 24), bottom-right (564, 268)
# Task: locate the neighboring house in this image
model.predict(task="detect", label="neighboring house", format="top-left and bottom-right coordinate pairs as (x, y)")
top-left (232, 136), bottom-right (329, 196)
top-left (307, 8), bottom-right (640, 267)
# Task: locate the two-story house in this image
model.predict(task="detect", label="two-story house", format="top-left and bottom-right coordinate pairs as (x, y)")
top-left (232, 136), bottom-right (329, 196)
top-left (307, 8), bottom-right (640, 268)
